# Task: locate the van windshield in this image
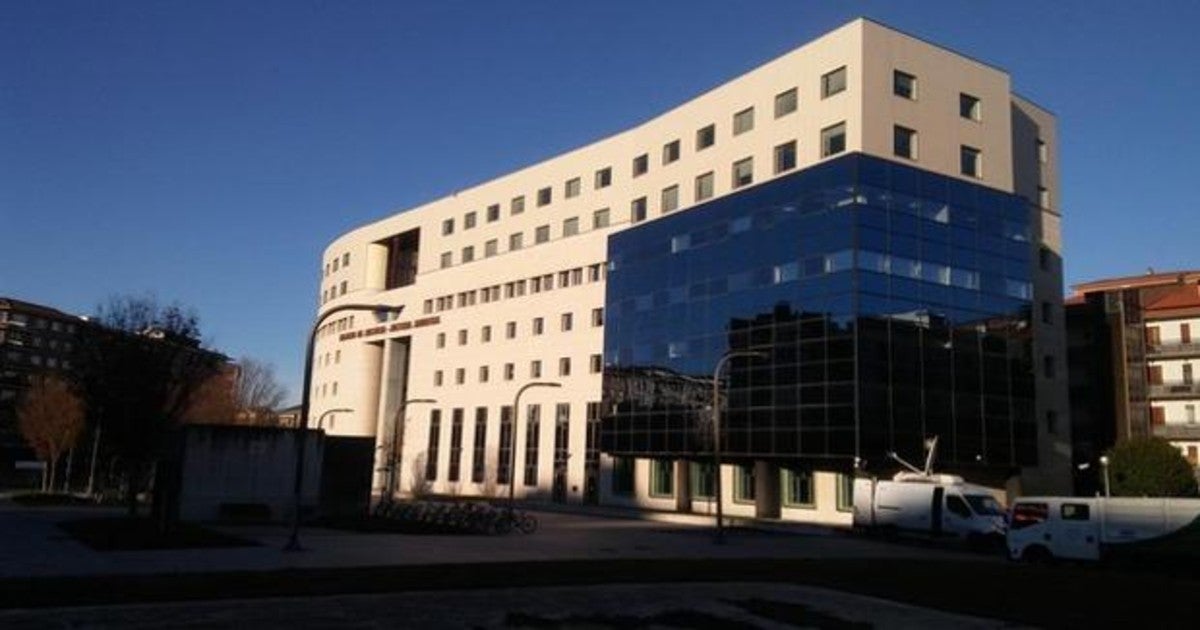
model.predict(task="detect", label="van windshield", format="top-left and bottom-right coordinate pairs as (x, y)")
top-left (964, 495), bottom-right (1005, 516)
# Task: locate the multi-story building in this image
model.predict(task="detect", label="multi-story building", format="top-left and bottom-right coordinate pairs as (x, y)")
top-left (314, 18), bottom-right (1069, 524)
top-left (1066, 271), bottom-right (1200, 492)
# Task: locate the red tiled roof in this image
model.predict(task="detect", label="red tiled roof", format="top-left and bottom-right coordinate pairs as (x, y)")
top-left (1144, 284), bottom-right (1200, 311)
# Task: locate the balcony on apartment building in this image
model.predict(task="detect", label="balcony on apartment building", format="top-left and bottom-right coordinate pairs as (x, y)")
top-left (1146, 341), bottom-right (1200, 359)
top-left (1152, 422), bottom-right (1200, 441)
top-left (1147, 381), bottom-right (1200, 399)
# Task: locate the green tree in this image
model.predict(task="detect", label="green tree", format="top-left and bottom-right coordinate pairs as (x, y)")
top-left (1107, 437), bottom-right (1199, 497)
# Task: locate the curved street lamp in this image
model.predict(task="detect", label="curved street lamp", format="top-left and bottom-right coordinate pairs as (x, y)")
top-left (711, 349), bottom-right (768, 544)
top-left (316, 407), bottom-right (352, 431)
top-left (386, 398), bottom-right (437, 504)
top-left (508, 381), bottom-right (562, 515)
top-left (285, 302), bottom-right (405, 552)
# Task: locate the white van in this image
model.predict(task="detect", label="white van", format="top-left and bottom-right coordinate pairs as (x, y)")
top-left (1007, 496), bottom-right (1200, 562)
top-left (853, 473), bottom-right (1007, 541)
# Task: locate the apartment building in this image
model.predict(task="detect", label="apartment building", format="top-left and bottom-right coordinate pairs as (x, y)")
top-left (314, 18), bottom-right (1069, 523)
top-left (1066, 271), bottom-right (1200, 492)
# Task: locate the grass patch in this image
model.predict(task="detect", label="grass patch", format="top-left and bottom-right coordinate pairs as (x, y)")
top-left (58, 517), bottom-right (259, 551)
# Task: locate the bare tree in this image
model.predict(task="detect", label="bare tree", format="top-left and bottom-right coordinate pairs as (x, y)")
top-left (233, 358), bottom-right (288, 425)
top-left (184, 368), bottom-right (238, 424)
top-left (18, 375), bottom-right (85, 492)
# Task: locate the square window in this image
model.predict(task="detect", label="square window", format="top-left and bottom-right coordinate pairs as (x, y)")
top-left (632, 154), bottom-right (648, 177)
top-left (661, 185), bottom-right (679, 214)
top-left (565, 177), bottom-right (581, 198)
top-left (535, 225), bottom-right (550, 243)
top-left (537, 186), bottom-right (552, 206)
top-left (695, 172), bottom-right (714, 202)
top-left (486, 204), bottom-right (500, 222)
top-left (563, 216), bottom-right (580, 236)
top-left (732, 157), bottom-right (753, 188)
top-left (960, 145), bottom-right (981, 177)
top-left (593, 207), bottom-right (610, 229)
top-left (461, 245), bottom-right (475, 263)
top-left (821, 122), bottom-right (846, 157)
top-left (695, 124), bottom-right (715, 150)
top-left (630, 197), bottom-right (647, 223)
top-left (662, 139), bottom-right (680, 164)
top-left (733, 107), bottom-right (754, 135)
top-left (960, 93), bottom-right (981, 121)
top-left (893, 125), bottom-right (917, 159)
top-left (440, 251), bottom-right (453, 269)
top-left (485, 239), bottom-right (498, 257)
top-left (509, 232), bottom-right (523, 251)
top-left (510, 196), bottom-right (524, 215)
top-left (464, 211), bottom-right (477, 229)
top-left (774, 140), bottom-right (797, 173)
top-left (893, 70), bottom-right (916, 99)
top-left (774, 88), bottom-right (797, 118)
top-left (441, 218), bottom-right (454, 236)
top-left (594, 167), bottom-right (612, 189)
top-left (821, 66), bottom-right (847, 98)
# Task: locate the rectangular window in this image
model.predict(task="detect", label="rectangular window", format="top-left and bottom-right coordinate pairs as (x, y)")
top-left (565, 177), bottom-right (581, 198)
top-left (774, 87), bottom-right (797, 118)
top-left (612, 456), bottom-right (634, 495)
top-left (782, 468), bottom-right (814, 507)
top-left (532, 317), bottom-right (544, 335)
top-left (530, 359), bottom-right (542, 378)
top-left (455, 368), bottom-right (465, 385)
top-left (732, 107), bottom-right (754, 135)
top-left (649, 459), bottom-right (674, 497)
top-left (733, 464), bottom-right (755, 503)
top-left (732, 157), bottom-right (753, 188)
top-left (1044, 355), bottom-right (1056, 379)
top-left (661, 185), bottom-right (679, 214)
top-left (464, 211), bottom-right (477, 229)
top-left (441, 218), bottom-right (454, 236)
top-left (593, 207), bottom-right (610, 229)
top-left (960, 145), bottom-right (981, 177)
top-left (590, 353), bottom-right (602, 373)
top-left (1037, 139), bottom-right (1048, 163)
top-left (695, 171), bottom-right (714, 202)
top-left (561, 312), bottom-right (573, 331)
top-left (960, 93), bottom-right (981, 121)
top-left (695, 124), bottom-right (715, 150)
top-left (893, 70), bottom-right (917, 99)
top-left (509, 232), bottom-right (523, 251)
top-left (510, 196), bottom-right (524, 215)
top-left (1041, 301), bottom-right (1053, 324)
top-left (479, 365), bottom-right (489, 382)
top-left (482, 325), bottom-right (492, 342)
top-left (523, 404), bottom-right (540, 486)
top-left (458, 329), bottom-right (468, 345)
top-left (594, 167), bottom-right (612, 189)
top-left (1038, 187), bottom-right (1050, 208)
top-left (471, 407), bottom-right (487, 483)
top-left (506, 321), bottom-right (517, 339)
top-left (591, 307), bottom-right (604, 327)
top-left (632, 153), bottom-right (648, 177)
top-left (893, 125), bottom-right (917, 159)
top-left (821, 66), bottom-right (847, 98)
top-left (484, 239), bottom-right (498, 258)
top-left (535, 225), bottom-right (550, 243)
top-left (426, 410), bottom-right (441, 481)
top-left (440, 251), bottom-right (453, 269)
top-left (630, 197), bottom-right (648, 223)
top-left (691, 462), bottom-right (714, 499)
top-left (563, 217), bottom-right (580, 237)
top-left (1046, 409), bottom-right (1058, 434)
top-left (821, 122), bottom-right (846, 157)
top-left (1182, 323), bottom-right (1192, 344)
top-left (497, 406), bottom-right (513, 484)
top-left (662, 139), bottom-right (680, 164)
top-left (447, 408), bottom-right (464, 482)
top-left (836, 474), bottom-right (853, 511)
top-left (774, 140), bottom-right (797, 174)
top-left (461, 245), bottom-right (475, 263)
top-left (537, 186), bottom-right (552, 207)
top-left (559, 356), bottom-right (571, 377)
top-left (504, 362), bottom-right (515, 380)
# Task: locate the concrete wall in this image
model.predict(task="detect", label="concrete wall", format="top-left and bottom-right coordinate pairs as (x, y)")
top-left (178, 425), bottom-right (323, 522)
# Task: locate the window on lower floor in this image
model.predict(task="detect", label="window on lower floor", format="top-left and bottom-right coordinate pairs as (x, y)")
top-left (630, 197), bottom-right (647, 223)
top-left (593, 207), bottom-right (610, 229)
top-left (509, 232), bottom-right (523, 251)
top-left (821, 66), bottom-right (846, 98)
top-left (696, 124), bottom-right (715, 150)
top-left (589, 353), bottom-right (602, 373)
top-left (535, 225), bottom-right (550, 244)
top-left (612, 456), bottom-right (634, 495)
top-left (732, 107), bottom-right (754, 135)
top-left (690, 462), bottom-right (715, 499)
top-left (732, 157), bottom-right (753, 188)
top-left (836, 474), bottom-right (854, 511)
top-left (661, 185), bottom-right (679, 214)
top-left (537, 186), bottom-right (552, 206)
top-left (594, 167), bottom-right (612, 189)
top-left (662, 139), bottom-right (680, 164)
top-left (649, 459), bottom-right (674, 497)
top-left (774, 87), bottom-right (797, 118)
top-left (695, 172), bottom-right (714, 202)
top-left (782, 468), bottom-right (814, 507)
top-left (774, 141), bottom-right (796, 173)
top-left (893, 125), bottom-right (917, 159)
top-left (733, 464), bottom-right (755, 503)
top-left (563, 217), bottom-right (580, 237)
top-left (565, 177), bottom-right (581, 198)
top-left (961, 145), bottom-right (982, 177)
top-left (558, 356), bottom-right (571, 377)
top-left (821, 122), bottom-right (846, 157)
top-left (632, 153), bottom-right (648, 177)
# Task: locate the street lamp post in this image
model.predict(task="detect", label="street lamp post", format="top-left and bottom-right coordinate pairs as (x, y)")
top-left (285, 303), bottom-right (404, 552)
top-left (711, 349), bottom-right (768, 544)
top-left (508, 382), bottom-right (562, 515)
top-left (316, 407), bottom-right (352, 431)
top-left (1099, 455), bottom-right (1111, 498)
top-left (387, 398), bottom-right (437, 504)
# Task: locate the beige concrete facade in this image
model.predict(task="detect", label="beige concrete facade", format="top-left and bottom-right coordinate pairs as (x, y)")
top-left (313, 19), bottom-right (1066, 520)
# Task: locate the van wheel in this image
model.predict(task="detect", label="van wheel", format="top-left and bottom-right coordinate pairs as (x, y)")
top-left (1021, 545), bottom-right (1052, 564)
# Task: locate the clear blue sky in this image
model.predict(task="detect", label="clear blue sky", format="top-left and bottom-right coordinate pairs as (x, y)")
top-left (3, 1), bottom-right (1198, 403)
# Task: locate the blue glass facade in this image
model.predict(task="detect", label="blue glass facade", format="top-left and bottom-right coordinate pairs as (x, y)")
top-left (601, 154), bottom-right (1036, 471)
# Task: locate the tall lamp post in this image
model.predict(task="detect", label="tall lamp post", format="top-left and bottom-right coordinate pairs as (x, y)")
top-left (711, 349), bottom-right (768, 544)
top-left (285, 303), bottom-right (404, 552)
top-left (508, 382), bottom-right (561, 515)
top-left (387, 398), bottom-right (437, 504)
top-left (1099, 455), bottom-right (1112, 498)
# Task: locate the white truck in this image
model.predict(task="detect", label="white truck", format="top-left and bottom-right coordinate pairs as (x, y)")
top-left (1007, 496), bottom-right (1200, 562)
top-left (852, 472), bottom-right (1008, 541)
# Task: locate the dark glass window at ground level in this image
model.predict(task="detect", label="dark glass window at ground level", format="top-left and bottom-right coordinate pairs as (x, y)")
top-left (600, 154), bottom-right (1036, 470)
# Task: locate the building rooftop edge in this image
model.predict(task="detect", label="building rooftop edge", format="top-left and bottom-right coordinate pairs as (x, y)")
top-left (1069, 270), bottom-right (1200, 295)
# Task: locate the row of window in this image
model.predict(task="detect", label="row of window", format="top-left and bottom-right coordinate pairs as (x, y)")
top-left (1, 351), bottom-right (69, 370)
top-left (0, 312), bottom-right (78, 333)
top-left (423, 263), bottom-right (606, 315)
top-left (322, 251), bottom-right (352, 279)
top-left (891, 69), bottom-right (983, 122)
top-left (433, 353), bottom-right (604, 387)
top-left (435, 310), bottom-right (604, 349)
top-left (614, 458), bottom-right (854, 510)
top-left (0, 330), bottom-right (73, 352)
top-left (316, 315), bottom-right (356, 340)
